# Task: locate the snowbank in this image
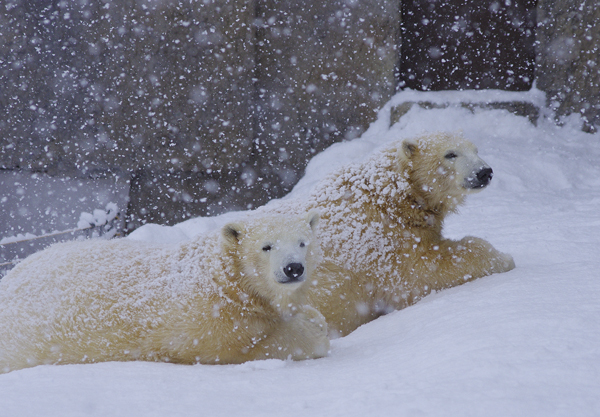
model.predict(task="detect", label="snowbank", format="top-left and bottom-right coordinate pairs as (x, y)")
top-left (2, 89), bottom-right (600, 417)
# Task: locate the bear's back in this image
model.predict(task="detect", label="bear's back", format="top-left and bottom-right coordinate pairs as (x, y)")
top-left (0, 234), bottom-right (225, 367)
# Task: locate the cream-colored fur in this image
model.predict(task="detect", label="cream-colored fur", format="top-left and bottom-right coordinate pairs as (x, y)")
top-left (262, 132), bottom-right (515, 336)
top-left (0, 213), bottom-right (328, 374)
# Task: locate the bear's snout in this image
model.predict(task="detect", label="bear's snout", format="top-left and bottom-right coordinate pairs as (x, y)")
top-left (465, 167), bottom-right (493, 189)
top-left (282, 262), bottom-right (305, 283)
top-left (477, 167), bottom-right (493, 186)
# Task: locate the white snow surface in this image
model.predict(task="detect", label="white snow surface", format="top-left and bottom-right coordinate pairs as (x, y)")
top-left (2, 89), bottom-right (600, 416)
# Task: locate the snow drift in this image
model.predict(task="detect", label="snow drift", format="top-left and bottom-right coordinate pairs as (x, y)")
top-left (1, 89), bottom-right (599, 417)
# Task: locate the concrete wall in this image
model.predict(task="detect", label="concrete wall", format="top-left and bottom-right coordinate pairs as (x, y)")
top-left (254, 0), bottom-right (398, 179)
top-left (536, 0), bottom-right (600, 132)
top-left (0, 0), bottom-right (597, 235)
top-left (0, 0), bottom-right (255, 174)
top-left (0, 0), bottom-right (399, 231)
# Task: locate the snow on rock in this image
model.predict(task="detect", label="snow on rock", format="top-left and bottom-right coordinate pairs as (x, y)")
top-left (385, 86), bottom-right (548, 108)
top-left (126, 223), bottom-right (190, 244)
top-left (76, 202), bottom-right (121, 239)
top-left (2, 89), bottom-right (600, 416)
top-left (0, 233), bottom-right (37, 245)
top-left (77, 203), bottom-right (119, 230)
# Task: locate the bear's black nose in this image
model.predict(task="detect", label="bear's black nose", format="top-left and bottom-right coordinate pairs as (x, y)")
top-left (476, 167), bottom-right (493, 186)
top-left (283, 263), bottom-right (304, 282)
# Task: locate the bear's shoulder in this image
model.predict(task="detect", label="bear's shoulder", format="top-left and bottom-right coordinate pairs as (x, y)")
top-left (311, 146), bottom-right (410, 208)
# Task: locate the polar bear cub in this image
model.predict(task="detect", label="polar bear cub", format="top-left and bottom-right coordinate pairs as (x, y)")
top-left (0, 212), bottom-right (328, 373)
top-left (258, 132), bottom-right (515, 337)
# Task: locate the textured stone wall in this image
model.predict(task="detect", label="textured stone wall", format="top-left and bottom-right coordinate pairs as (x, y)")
top-left (0, 0), bottom-right (255, 176)
top-left (0, 0), bottom-right (258, 229)
top-left (2, 0), bottom-right (598, 235)
top-left (254, 0), bottom-right (399, 191)
top-left (536, 0), bottom-right (600, 131)
top-left (400, 0), bottom-right (536, 91)
top-left (0, 0), bottom-right (399, 230)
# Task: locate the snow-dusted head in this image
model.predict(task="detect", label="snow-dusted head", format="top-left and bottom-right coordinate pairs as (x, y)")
top-left (399, 132), bottom-right (493, 211)
top-left (221, 212), bottom-right (320, 310)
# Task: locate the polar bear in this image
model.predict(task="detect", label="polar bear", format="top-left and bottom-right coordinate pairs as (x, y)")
top-left (263, 132), bottom-right (515, 336)
top-left (0, 212), bottom-right (328, 374)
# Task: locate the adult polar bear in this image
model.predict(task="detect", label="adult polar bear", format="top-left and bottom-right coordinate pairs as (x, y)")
top-left (0, 213), bottom-right (328, 374)
top-left (262, 132), bottom-right (515, 337)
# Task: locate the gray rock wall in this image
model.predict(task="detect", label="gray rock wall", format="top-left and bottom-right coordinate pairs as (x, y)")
top-left (0, 0), bottom-right (255, 177)
top-left (0, 0), bottom-right (399, 230)
top-left (536, 0), bottom-right (600, 131)
top-left (1, 0), bottom-right (598, 235)
top-left (399, 0), bottom-right (536, 91)
top-left (254, 0), bottom-right (398, 183)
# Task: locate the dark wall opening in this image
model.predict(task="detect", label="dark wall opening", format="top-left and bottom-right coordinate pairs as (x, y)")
top-left (399, 0), bottom-right (537, 91)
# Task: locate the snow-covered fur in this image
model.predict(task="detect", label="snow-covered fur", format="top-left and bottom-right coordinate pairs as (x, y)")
top-left (263, 132), bottom-right (515, 336)
top-left (0, 212), bottom-right (328, 374)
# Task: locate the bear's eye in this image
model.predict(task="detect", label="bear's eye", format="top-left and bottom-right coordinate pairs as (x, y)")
top-left (445, 151), bottom-right (458, 160)
top-left (299, 242), bottom-right (306, 248)
top-left (262, 245), bottom-right (272, 252)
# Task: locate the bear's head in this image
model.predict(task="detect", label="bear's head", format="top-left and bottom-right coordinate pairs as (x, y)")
top-left (399, 132), bottom-right (493, 213)
top-left (221, 211), bottom-right (320, 312)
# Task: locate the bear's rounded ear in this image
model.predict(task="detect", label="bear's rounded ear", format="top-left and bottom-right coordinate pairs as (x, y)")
top-left (401, 140), bottom-right (417, 158)
top-left (306, 210), bottom-right (320, 231)
top-left (222, 223), bottom-right (244, 245)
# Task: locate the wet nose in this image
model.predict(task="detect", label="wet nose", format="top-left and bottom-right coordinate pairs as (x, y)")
top-left (477, 167), bottom-right (493, 185)
top-left (283, 263), bottom-right (304, 281)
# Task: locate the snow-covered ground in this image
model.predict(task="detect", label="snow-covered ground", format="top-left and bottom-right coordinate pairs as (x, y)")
top-left (2, 89), bottom-right (600, 416)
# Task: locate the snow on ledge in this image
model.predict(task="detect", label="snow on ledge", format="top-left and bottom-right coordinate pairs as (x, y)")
top-left (384, 87), bottom-right (547, 109)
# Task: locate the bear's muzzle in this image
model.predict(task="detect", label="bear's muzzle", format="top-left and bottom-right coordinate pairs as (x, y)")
top-left (281, 262), bottom-right (305, 283)
top-left (464, 167), bottom-right (493, 190)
